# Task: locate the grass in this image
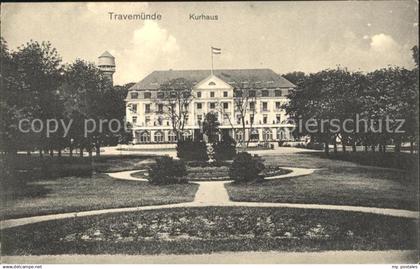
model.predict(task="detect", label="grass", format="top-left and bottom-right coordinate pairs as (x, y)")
top-left (226, 152), bottom-right (419, 210)
top-left (2, 207), bottom-right (417, 255)
top-left (0, 174), bottom-right (198, 220)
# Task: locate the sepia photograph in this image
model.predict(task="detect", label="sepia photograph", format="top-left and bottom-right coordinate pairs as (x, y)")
top-left (0, 1), bottom-right (419, 266)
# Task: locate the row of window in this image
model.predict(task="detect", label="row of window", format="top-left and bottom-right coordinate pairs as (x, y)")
top-left (129, 101), bottom-right (284, 114)
top-left (131, 113), bottom-right (285, 127)
top-left (129, 89), bottom-right (289, 100)
top-left (134, 128), bottom-right (290, 143)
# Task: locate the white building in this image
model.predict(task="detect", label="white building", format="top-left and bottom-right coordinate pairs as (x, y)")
top-left (125, 69), bottom-right (296, 145)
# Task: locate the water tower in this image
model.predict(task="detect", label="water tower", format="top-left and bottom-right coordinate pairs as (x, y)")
top-left (98, 51), bottom-right (116, 84)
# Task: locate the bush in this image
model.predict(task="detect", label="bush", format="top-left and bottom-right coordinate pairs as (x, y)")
top-left (229, 152), bottom-right (265, 183)
top-left (148, 156), bottom-right (187, 185)
top-left (176, 139), bottom-right (208, 161)
top-left (213, 135), bottom-right (237, 161)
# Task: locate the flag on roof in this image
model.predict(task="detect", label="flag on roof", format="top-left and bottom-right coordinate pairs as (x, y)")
top-left (211, 47), bottom-right (221, 54)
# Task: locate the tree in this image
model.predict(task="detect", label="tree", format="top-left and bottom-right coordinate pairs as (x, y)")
top-left (157, 78), bottom-right (194, 141)
top-left (230, 79), bottom-right (258, 148)
top-left (202, 112), bottom-right (220, 143)
top-left (61, 59), bottom-right (112, 157)
top-left (283, 71), bottom-right (306, 86)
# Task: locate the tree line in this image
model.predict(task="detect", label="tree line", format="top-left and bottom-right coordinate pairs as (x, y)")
top-left (284, 46), bottom-right (419, 154)
top-left (0, 38), bottom-right (132, 158)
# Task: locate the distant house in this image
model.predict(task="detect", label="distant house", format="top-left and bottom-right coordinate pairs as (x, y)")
top-left (126, 69), bottom-right (296, 144)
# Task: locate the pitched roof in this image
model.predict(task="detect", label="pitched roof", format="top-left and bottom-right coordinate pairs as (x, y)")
top-left (99, 51), bottom-right (114, 58)
top-left (129, 69), bottom-right (296, 91)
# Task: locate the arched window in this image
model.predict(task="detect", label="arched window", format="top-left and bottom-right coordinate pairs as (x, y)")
top-left (235, 130), bottom-right (244, 142)
top-left (263, 128), bottom-right (272, 141)
top-left (277, 128), bottom-right (285, 141)
top-left (249, 129), bottom-right (259, 142)
top-left (140, 131), bottom-right (151, 143)
top-left (168, 131), bottom-right (178, 142)
top-left (182, 130), bottom-right (192, 140)
top-left (154, 131), bottom-right (164, 142)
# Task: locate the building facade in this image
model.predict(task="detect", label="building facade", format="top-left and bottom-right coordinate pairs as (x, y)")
top-left (125, 69), bottom-right (296, 145)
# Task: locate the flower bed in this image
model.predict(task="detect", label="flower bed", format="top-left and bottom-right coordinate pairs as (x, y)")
top-left (2, 207), bottom-right (416, 255)
top-left (132, 165), bottom-right (291, 181)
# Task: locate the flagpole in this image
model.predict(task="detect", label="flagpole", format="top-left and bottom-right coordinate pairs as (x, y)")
top-left (211, 46), bottom-right (214, 75)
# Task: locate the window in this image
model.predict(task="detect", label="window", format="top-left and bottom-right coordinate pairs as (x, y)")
top-left (197, 115), bottom-right (203, 125)
top-left (223, 102), bottom-right (229, 109)
top-left (277, 128), bottom-right (285, 140)
top-left (263, 115), bottom-right (268, 124)
top-left (275, 102), bottom-right (281, 110)
top-left (249, 90), bottom-right (256, 97)
top-left (131, 104), bottom-right (137, 113)
top-left (249, 102), bottom-right (255, 111)
top-left (262, 90), bottom-right (269, 97)
top-left (210, 91), bottom-right (215, 98)
top-left (234, 90), bottom-right (243, 97)
top-left (275, 90), bottom-right (282, 97)
top-left (208, 81), bottom-right (216, 86)
top-left (168, 131), bottom-right (177, 142)
top-left (184, 103), bottom-right (189, 110)
top-left (144, 92), bottom-right (151, 99)
top-left (145, 116), bottom-right (150, 126)
top-left (236, 114), bottom-right (242, 125)
top-left (250, 114), bottom-right (254, 124)
top-left (157, 116), bottom-right (163, 126)
top-left (223, 91), bottom-right (228, 97)
top-left (130, 92), bottom-right (138, 99)
top-left (235, 130), bottom-right (244, 142)
top-left (158, 104), bottom-right (163, 113)
top-left (154, 131), bottom-right (164, 142)
top-left (140, 131), bottom-right (150, 143)
top-left (197, 91), bottom-right (202, 98)
top-left (250, 129), bottom-right (259, 141)
top-left (157, 92), bottom-right (164, 98)
top-left (182, 130), bottom-right (191, 140)
top-left (263, 128), bottom-right (272, 141)
top-left (276, 114), bottom-right (281, 124)
top-left (197, 103), bottom-right (202, 109)
top-left (210, 102), bottom-right (216, 109)
top-left (132, 116), bottom-right (137, 124)
top-left (145, 104), bottom-right (151, 113)
top-left (262, 102), bottom-right (268, 111)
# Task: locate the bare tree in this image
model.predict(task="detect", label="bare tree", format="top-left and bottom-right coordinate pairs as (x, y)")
top-left (157, 78), bottom-right (194, 141)
top-left (216, 79), bottom-right (258, 148)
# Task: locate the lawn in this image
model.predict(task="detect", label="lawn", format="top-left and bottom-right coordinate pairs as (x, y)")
top-left (226, 152), bottom-right (419, 210)
top-left (2, 207), bottom-right (417, 255)
top-left (1, 174), bottom-right (198, 220)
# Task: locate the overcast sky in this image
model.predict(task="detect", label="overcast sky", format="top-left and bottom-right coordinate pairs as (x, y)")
top-left (2, 1), bottom-right (418, 85)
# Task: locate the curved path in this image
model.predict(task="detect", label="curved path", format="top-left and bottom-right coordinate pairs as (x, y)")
top-left (1, 167), bottom-right (418, 229)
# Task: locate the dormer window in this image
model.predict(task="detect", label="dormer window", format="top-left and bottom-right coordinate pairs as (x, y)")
top-left (208, 81), bottom-right (216, 86)
top-left (131, 92), bottom-right (138, 99)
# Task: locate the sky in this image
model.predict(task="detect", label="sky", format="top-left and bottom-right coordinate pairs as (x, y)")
top-left (1, 1), bottom-right (418, 85)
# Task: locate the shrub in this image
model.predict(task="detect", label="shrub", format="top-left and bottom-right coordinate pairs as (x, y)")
top-left (229, 152), bottom-right (265, 183)
top-left (176, 139), bottom-right (208, 161)
top-left (148, 156), bottom-right (187, 185)
top-left (213, 135), bottom-right (237, 161)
